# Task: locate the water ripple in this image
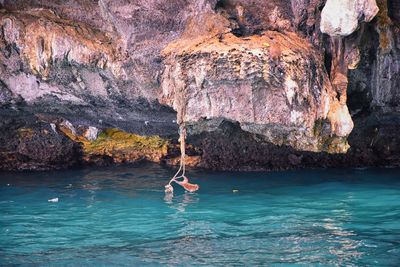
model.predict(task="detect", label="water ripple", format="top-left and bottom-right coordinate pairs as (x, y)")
top-left (0, 164), bottom-right (400, 266)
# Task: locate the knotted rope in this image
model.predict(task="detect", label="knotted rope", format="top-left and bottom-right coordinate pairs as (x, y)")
top-left (165, 124), bottom-right (199, 194)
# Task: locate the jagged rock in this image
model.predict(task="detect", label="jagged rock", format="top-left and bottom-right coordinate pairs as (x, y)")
top-left (0, 112), bottom-right (81, 170)
top-left (348, 0), bottom-right (400, 112)
top-left (59, 120), bottom-right (77, 137)
top-left (162, 30), bottom-right (353, 152)
top-left (0, 9), bottom-right (123, 79)
top-left (321, 0), bottom-right (379, 36)
top-left (0, 79), bottom-right (12, 104)
top-left (0, 6), bottom-right (179, 143)
top-left (215, 0), bottom-right (293, 34)
top-left (83, 126), bottom-right (99, 141)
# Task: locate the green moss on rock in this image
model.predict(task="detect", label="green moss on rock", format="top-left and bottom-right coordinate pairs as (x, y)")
top-left (85, 128), bottom-right (168, 154)
top-left (59, 126), bottom-right (170, 164)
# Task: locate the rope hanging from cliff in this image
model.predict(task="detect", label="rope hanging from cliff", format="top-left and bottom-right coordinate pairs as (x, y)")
top-left (165, 124), bottom-right (199, 194)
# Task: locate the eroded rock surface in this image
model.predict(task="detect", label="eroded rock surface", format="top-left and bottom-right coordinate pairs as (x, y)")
top-left (321, 0), bottom-right (379, 36)
top-left (0, 0), bottom-right (399, 171)
top-left (162, 30), bottom-right (352, 152)
top-left (0, 9), bottom-right (123, 78)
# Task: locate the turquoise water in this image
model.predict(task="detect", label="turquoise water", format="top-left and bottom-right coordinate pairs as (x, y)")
top-left (1, 164), bottom-right (400, 266)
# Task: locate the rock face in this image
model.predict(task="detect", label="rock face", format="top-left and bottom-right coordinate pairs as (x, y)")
top-left (0, 0), bottom-right (399, 171)
top-left (162, 31), bottom-right (352, 152)
top-left (0, 9), bottom-right (123, 78)
top-left (0, 111), bottom-right (81, 170)
top-left (320, 0), bottom-right (379, 36)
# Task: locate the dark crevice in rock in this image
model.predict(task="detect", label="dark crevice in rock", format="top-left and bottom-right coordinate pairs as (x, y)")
top-left (231, 27), bottom-right (245, 37)
top-left (215, 0), bottom-right (292, 37)
top-left (186, 118), bottom-right (400, 171)
top-left (324, 47), bottom-right (332, 78)
top-left (215, 0), bottom-right (228, 10)
top-left (215, 0), bottom-right (245, 37)
top-left (388, 0), bottom-right (400, 23)
top-left (347, 23), bottom-right (379, 115)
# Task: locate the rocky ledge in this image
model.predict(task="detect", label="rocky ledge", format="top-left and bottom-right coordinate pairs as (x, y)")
top-left (0, 0), bottom-right (399, 171)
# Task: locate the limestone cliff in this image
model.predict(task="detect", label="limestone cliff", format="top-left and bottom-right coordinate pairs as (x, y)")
top-left (162, 31), bottom-right (351, 153)
top-left (0, 0), bottom-right (399, 171)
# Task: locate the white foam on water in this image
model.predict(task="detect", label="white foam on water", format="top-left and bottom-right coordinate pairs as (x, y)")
top-left (48, 198), bottom-right (59, 203)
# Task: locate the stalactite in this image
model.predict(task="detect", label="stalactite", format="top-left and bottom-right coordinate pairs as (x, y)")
top-left (320, 0), bottom-right (379, 131)
top-left (329, 22), bottom-right (366, 105)
top-left (330, 37), bottom-right (348, 104)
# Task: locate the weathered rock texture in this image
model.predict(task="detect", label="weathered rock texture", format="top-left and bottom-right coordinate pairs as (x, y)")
top-left (162, 31), bottom-right (352, 153)
top-left (0, 0), bottom-right (399, 171)
top-left (0, 9), bottom-right (123, 78)
top-left (320, 0), bottom-right (379, 36)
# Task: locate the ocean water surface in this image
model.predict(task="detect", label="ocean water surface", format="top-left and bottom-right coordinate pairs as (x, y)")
top-left (1, 164), bottom-right (400, 266)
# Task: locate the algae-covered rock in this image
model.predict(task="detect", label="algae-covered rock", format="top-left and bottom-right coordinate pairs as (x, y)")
top-left (57, 126), bottom-right (170, 164)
